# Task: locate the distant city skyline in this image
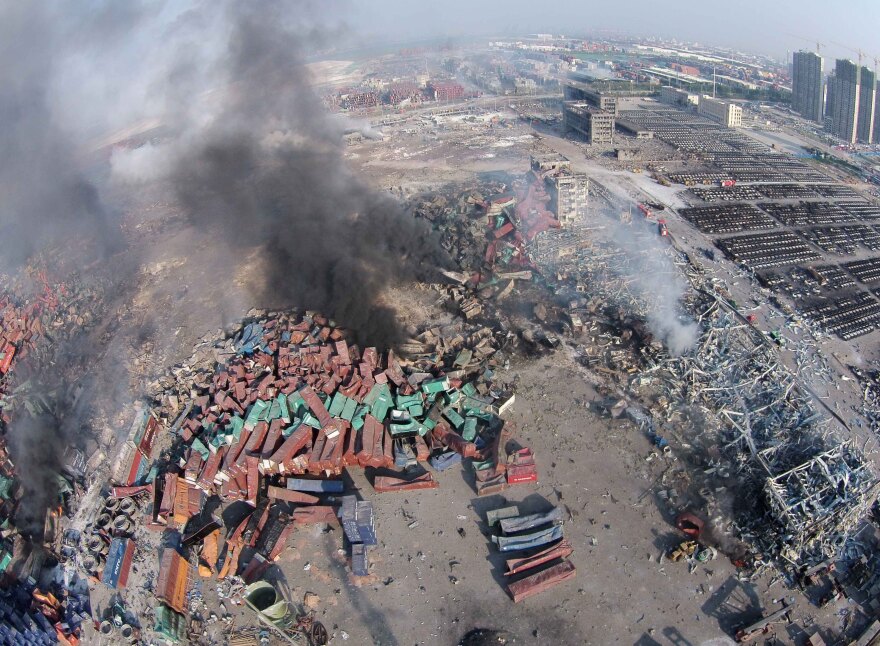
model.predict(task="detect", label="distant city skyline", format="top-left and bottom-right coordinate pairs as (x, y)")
top-left (351, 0), bottom-right (880, 64)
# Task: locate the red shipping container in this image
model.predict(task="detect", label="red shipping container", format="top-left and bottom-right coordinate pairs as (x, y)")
top-left (0, 343), bottom-right (15, 374)
top-left (126, 450), bottom-right (145, 486)
top-left (138, 416), bottom-right (160, 458)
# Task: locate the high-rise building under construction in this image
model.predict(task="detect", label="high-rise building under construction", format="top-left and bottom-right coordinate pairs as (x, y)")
top-left (826, 59), bottom-right (862, 143)
top-left (791, 51), bottom-right (824, 123)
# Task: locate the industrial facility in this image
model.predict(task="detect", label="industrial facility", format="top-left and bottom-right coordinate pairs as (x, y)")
top-left (562, 101), bottom-right (615, 143)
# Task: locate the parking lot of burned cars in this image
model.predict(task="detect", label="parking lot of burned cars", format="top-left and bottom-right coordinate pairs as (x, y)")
top-left (621, 105), bottom-right (880, 343)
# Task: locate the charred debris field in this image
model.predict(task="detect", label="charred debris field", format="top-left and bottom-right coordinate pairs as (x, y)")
top-left (0, 166), bottom-right (879, 645)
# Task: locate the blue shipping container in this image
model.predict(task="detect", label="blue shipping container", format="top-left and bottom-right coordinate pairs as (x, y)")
top-left (102, 538), bottom-right (128, 588)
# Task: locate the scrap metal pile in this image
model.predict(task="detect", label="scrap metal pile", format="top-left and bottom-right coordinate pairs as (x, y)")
top-left (484, 502), bottom-right (576, 603)
top-left (413, 172), bottom-right (559, 289)
top-left (148, 309), bottom-right (521, 501)
top-left (850, 366), bottom-right (880, 437)
top-left (119, 307), bottom-right (538, 629)
top-left (529, 224), bottom-right (687, 371)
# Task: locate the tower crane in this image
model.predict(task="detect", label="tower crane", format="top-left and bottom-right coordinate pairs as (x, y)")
top-left (786, 34), bottom-right (825, 55)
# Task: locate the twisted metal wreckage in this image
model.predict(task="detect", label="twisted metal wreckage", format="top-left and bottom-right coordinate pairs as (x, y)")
top-left (659, 304), bottom-right (878, 572)
top-left (529, 177), bottom-right (880, 574)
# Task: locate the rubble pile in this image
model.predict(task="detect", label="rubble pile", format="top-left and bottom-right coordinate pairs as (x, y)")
top-left (415, 193), bottom-right (486, 271)
top-left (147, 310), bottom-right (520, 500)
top-left (531, 232), bottom-right (688, 374)
top-left (414, 174), bottom-right (557, 291)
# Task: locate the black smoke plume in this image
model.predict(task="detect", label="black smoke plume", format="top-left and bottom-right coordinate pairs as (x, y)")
top-left (0, 3), bottom-right (131, 271)
top-left (0, 2), bottom-right (145, 536)
top-left (167, 4), bottom-right (448, 348)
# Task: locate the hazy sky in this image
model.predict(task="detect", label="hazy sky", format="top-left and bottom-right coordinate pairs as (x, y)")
top-left (350, 0), bottom-right (880, 63)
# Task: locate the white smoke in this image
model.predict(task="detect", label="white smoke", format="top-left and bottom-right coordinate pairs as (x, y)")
top-left (110, 142), bottom-right (174, 184)
top-left (601, 189), bottom-right (699, 356)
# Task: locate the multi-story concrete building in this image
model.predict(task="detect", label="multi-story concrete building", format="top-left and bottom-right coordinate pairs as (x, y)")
top-left (659, 85), bottom-right (700, 108)
top-left (547, 173), bottom-right (590, 225)
top-left (698, 96), bottom-right (742, 128)
top-left (857, 67), bottom-right (876, 144)
top-left (827, 59), bottom-right (861, 143)
top-left (563, 102), bottom-right (614, 144)
top-left (529, 154), bottom-right (589, 225)
top-left (791, 51), bottom-right (825, 123)
top-left (564, 82), bottom-right (618, 116)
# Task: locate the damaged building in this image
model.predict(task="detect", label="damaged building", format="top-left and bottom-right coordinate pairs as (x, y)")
top-left (562, 81), bottom-right (620, 145)
top-left (564, 81), bottom-right (619, 116)
top-left (563, 102), bottom-right (615, 145)
top-left (529, 154), bottom-right (589, 225)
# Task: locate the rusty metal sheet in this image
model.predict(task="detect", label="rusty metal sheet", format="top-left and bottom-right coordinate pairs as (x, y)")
top-left (373, 472), bottom-right (438, 493)
top-left (505, 539), bottom-right (573, 575)
top-left (156, 550), bottom-right (189, 614)
top-left (267, 485), bottom-right (318, 504)
top-left (507, 559), bottom-right (576, 603)
top-left (138, 415), bottom-right (160, 458)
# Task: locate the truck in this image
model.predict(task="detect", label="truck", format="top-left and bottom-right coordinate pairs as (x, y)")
top-left (637, 203), bottom-right (652, 218)
top-left (719, 179), bottom-right (736, 188)
top-left (657, 219), bottom-right (669, 236)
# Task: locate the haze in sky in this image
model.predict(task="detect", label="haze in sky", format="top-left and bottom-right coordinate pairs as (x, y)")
top-left (351, 0), bottom-right (880, 63)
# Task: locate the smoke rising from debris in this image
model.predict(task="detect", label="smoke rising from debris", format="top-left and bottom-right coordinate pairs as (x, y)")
top-left (7, 412), bottom-right (66, 539)
top-left (114, 2), bottom-right (447, 347)
top-left (602, 193), bottom-right (698, 355)
top-left (0, 1), bottom-right (147, 535)
top-left (0, 3), bottom-right (126, 272)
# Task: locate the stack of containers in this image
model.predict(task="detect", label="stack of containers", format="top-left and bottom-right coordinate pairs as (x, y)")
top-left (338, 495), bottom-right (377, 576)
